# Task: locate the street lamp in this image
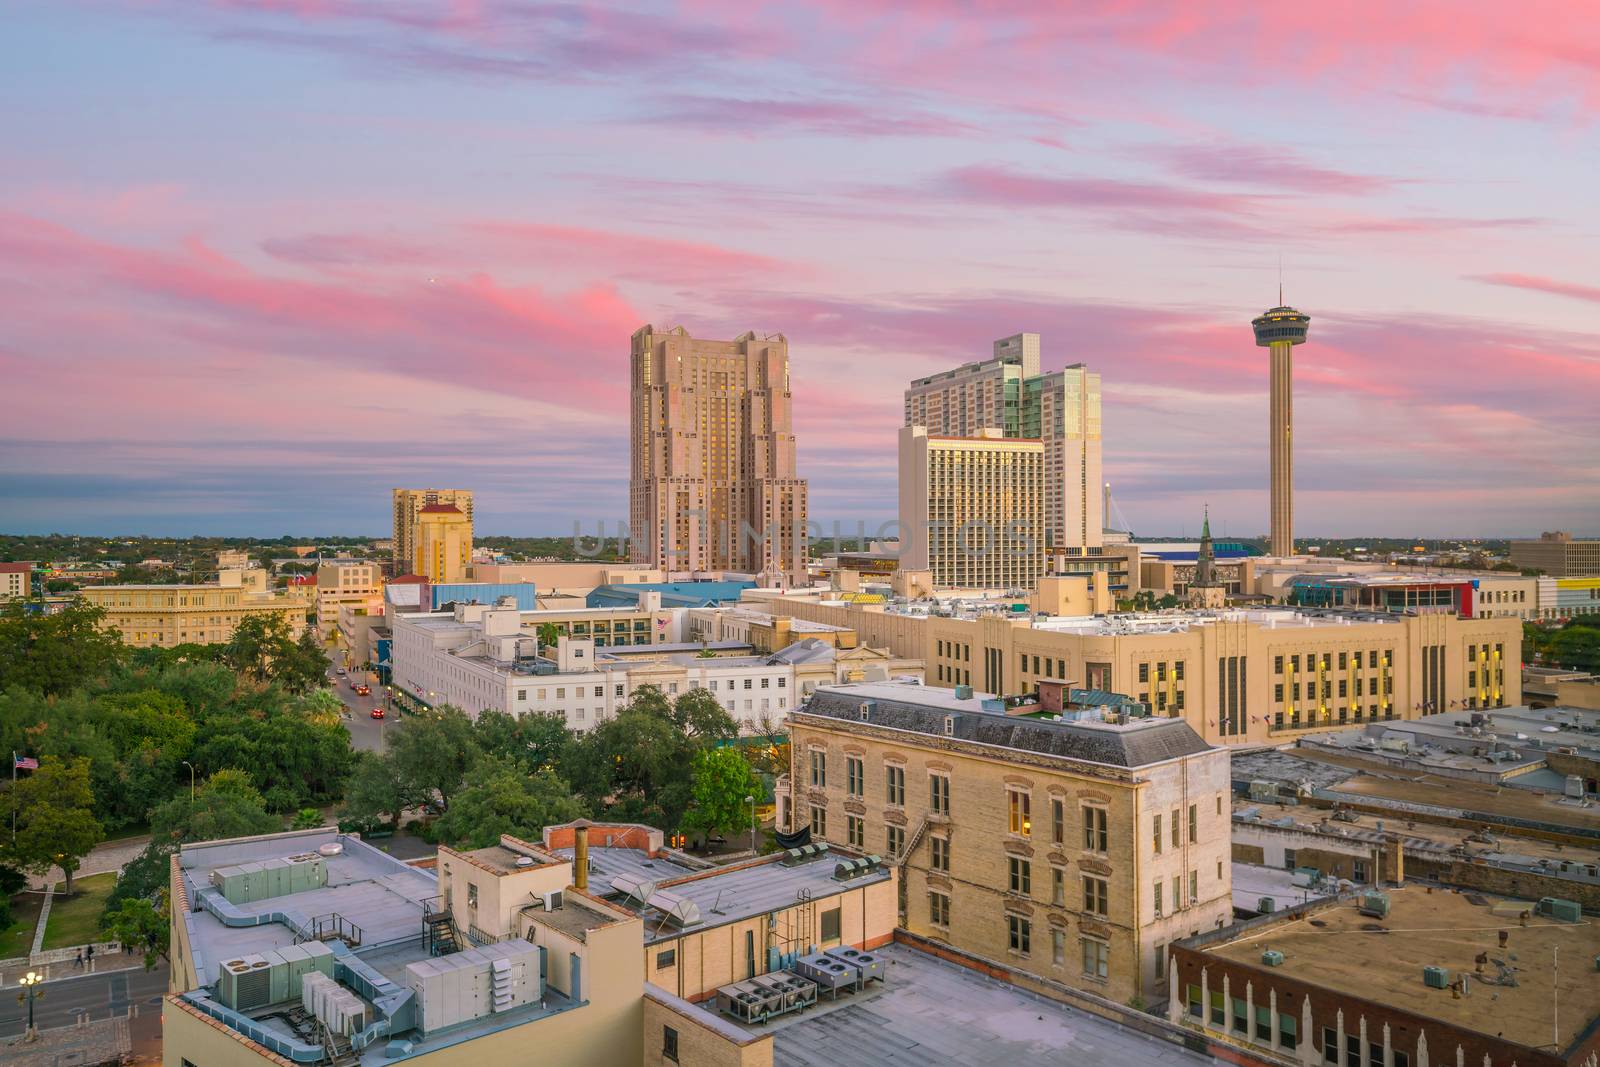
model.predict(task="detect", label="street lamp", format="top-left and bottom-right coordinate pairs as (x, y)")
top-left (182, 760), bottom-right (195, 803)
top-left (746, 795), bottom-right (756, 854)
top-left (18, 970), bottom-right (43, 1042)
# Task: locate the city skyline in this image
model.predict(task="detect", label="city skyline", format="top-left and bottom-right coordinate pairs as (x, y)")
top-left (3, 4), bottom-right (1599, 538)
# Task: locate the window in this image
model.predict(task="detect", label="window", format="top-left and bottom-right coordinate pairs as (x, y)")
top-left (1322, 1027), bottom-right (1338, 1064)
top-left (887, 825), bottom-right (905, 858)
top-left (1153, 813), bottom-right (1163, 854)
top-left (886, 765), bottom-right (905, 806)
top-left (1051, 798), bottom-right (1064, 845)
top-left (743, 678), bottom-right (752, 690)
top-left (1171, 809), bottom-right (1181, 847)
top-left (1007, 914), bottom-right (1031, 956)
top-left (1189, 869), bottom-right (1198, 904)
top-left (1052, 928), bottom-right (1066, 966)
top-left (1082, 806), bottom-right (1108, 852)
top-left (1082, 876), bottom-right (1108, 916)
top-left (1138, 662), bottom-right (1149, 683)
top-left (810, 750), bottom-right (827, 788)
top-left (847, 815), bottom-right (864, 848)
top-left (1081, 938), bottom-right (1109, 979)
top-left (761, 677), bottom-right (769, 688)
top-left (821, 907), bottom-right (841, 942)
top-left (930, 774), bottom-right (950, 815)
top-left (1189, 804), bottom-right (1198, 842)
top-left (467, 882), bottom-right (478, 910)
top-left (656, 948), bottom-right (676, 970)
top-left (1153, 880), bottom-right (1163, 916)
top-left (929, 891), bottom-right (950, 927)
top-left (931, 835), bottom-right (950, 872)
top-left (1008, 857), bottom-right (1032, 895)
top-left (810, 805), bottom-right (827, 837)
top-left (663, 1025), bottom-right (679, 1063)
top-left (1008, 788), bottom-right (1031, 835)
top-left (1052, 867), bottom-right (1065, 906)
top-left (846, 757), bottom-right (864, 797)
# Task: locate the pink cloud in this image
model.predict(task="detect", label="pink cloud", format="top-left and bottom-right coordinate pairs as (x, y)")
top-left (635, 94), bottom-right (979, 138)
top-left (1150, 144), bottom-right (1397, 195)
top-left (460, 221), bottom-right (800, 283)
top-left (1471, 272), bottom-right (1600, 305)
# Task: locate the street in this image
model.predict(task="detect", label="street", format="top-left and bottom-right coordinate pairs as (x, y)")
top-left (0, 962), bottom-right (168, 1061)
top-left (325, 650), bottom-right (393, 754)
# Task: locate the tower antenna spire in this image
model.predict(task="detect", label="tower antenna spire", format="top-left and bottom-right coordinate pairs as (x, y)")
top-left (1278, 253), bottom-right (1283, 306)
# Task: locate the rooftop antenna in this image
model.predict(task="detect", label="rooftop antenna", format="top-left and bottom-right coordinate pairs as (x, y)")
top-left (1278, 252), bottom-right (1283, 306)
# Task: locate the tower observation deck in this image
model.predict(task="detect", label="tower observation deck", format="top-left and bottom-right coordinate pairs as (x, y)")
top-left (1252, 301), bottom-right (1310, 558)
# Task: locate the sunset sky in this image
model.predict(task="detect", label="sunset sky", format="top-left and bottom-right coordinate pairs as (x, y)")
top-left (4, 2), bottom-right (1598, 539)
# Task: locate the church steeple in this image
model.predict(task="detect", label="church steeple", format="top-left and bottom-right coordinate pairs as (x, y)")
top-left (1195, 505), bottom-right (1215, 587)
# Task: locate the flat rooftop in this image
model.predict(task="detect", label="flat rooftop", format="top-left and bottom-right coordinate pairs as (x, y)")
top-left (555, 844), bottom-right (890, 946)
top-left (1202, 888), bottom-right (1600, 1050)
top-left (801, 682), bottom-right (1214, 768)
top-left (767, 943), bottom-right (1209, 1066)
top-left (1030, 607), bottom-right (1405, 636)
top-left (178, 830), bottom-right (438, 987)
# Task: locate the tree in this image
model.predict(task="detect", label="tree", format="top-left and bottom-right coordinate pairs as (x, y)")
top-left (431, 758), bottom-right (586, 850)
top-left (473, 710), bottom-right (572, 775)
top-left (537, 623), bottom-right (559, 651)
top-left (682, 747), bottom-right (763, 843)
top-left (292, 808), bottom-right (323, 830)
top-left (671, 688), bottom-right (739, 743)
top-left (102, 896), bottom-right (168, 970)
top-left (109, 768), bottom-right (278, 909)
top-left (387, 706), bottom-right (480, 812)
top-left (222, 614), bottom-right (319, 687)
top-left (0, 756), bottom-right (103, 894)
top-left (566, 695), bottom-right (696, 832)
top-left (0, 602), bottom-right (127, 697)
top-left (340, 751), bottom-right (413, 830)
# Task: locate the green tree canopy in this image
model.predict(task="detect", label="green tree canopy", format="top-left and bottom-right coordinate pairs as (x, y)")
top-left (102, 896), bottom-right (169, 971)
top-left (0, 602), bottom-right (127, 697)
top-left (682, 747), bottom-right (763, 841)
top-left (473, 709), bottom-right (573, 776)
top-left (431, 758), bottom-right (586, 850)
top-left (0, 755), bottom-right (103, 894)
top-left (387, 705), bottom-right (481, 813)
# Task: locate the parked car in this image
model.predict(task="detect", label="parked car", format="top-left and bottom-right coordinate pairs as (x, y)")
top-left (335, 667), bottom-right (346, 676)
top-left (369, 707), bottom-right (385, 719)
top-left (355, 684), bottom-right (371, 696)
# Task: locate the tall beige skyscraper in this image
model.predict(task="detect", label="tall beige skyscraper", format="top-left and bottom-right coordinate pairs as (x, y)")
top-left (393, 488), bottom-right (474, 574)
top-left (904, 333), bottom-right (1101, 551)
top-left (898, 426), bottom-right (1044, 591)
top-left (1252, 299), bottom-right (1310, 557)
top-left (413, 504), bottom-right (471, 583)
top-left (629, 325), bottom-right (809, 584)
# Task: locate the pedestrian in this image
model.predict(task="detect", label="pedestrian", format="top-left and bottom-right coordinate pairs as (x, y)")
top-left (86, 944), bottom-right (94, 969)
top-left (75, 949), bottom-right (83, 969)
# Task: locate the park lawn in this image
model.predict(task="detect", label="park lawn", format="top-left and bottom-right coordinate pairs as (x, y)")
top-left (42, 872), bottom-right (118, 951)
top-left (0, 891), bottom-right (46, 959)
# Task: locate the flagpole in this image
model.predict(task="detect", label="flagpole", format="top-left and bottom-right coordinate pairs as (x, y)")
top-left (10, 751), bottom-right (15, 844)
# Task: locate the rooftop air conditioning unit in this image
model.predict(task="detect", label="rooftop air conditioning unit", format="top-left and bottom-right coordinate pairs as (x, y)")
top-left (1261, 949), bottom-right (1284, 966)
top-left (543, 890), bottom-right (564, 911)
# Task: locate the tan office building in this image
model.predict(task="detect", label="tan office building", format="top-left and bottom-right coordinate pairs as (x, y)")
top-left (904, 334), bottom-right (1102, 552)
top-left (0, 562), bottom-right (31, 601)
top-left (745, 597), bottom-right (1523, 747)
top-left (785, 681), bottom-right (1232, 1004)
top-left (1511, 531), bottom-right (1600, 577)
top-left (629, 324), bottom-right (809, 585)
top-left (393, 488), bottom-right (474, 573)
top-left (414, 504), bottom-right (471, 583)
top-left (315, 560), bottom-right (384, 639)
top-left (79, 580), bottom-right (311, 648)
top-left (898, 426), bottom-right (1044, 591)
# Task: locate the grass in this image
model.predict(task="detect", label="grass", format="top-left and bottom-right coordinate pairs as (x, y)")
top-left (42, 871), bottom-right (118, 951)
top-left (0, 890), bottom-right (46, 959)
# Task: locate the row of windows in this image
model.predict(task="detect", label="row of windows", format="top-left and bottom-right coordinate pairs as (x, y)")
top-left (1275, 650), bottom-right (1393, 674)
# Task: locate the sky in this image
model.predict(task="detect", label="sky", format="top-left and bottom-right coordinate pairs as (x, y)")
top-left (2, 1), bottom-right (1598, 541)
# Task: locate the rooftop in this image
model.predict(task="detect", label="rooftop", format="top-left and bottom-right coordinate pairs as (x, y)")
top-left (554, 842), bottom-right (889, 946)
top-left (766, 942), bottom-right (1210, 1066)
top-left (798, 681), bottom-right (1214, 768)
top-left (1199, 888), bottom-right (1600, 1050)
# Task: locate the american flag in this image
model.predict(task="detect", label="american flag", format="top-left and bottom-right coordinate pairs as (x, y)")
top-left (13, 754), bottom-right (39, 771)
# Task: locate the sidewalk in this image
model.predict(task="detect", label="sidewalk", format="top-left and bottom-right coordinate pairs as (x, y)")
top-left (1, 942), bottom-right (142, 987)
top-left (24, 834), bottom-right (150, 891)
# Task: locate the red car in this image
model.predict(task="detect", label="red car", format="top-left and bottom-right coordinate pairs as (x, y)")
top-left (369, 707), bottom-right (385, 719)
top-left (355, 684), bottom-right (371, 696)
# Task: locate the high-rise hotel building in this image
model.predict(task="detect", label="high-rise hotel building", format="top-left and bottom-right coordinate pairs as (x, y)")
top-left (629, 325), bottom-right (809, 585)
top-left (904, 334), bottom-right (1102, 555)
top-left (393, 488), bottom-right (474, 575)
top-left (898, 426), bottom-right (1045, 591)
